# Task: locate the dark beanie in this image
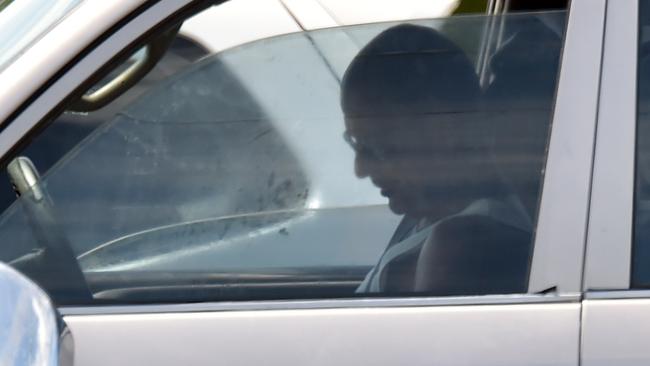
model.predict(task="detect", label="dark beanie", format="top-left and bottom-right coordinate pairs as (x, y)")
top-left (341, 23), bottom-right (480, 119)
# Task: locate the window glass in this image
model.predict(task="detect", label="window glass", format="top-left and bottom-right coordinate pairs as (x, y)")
top-left (633, 0), bottom-right (650, 287)
top-left (0, 2), bottom-right (567, 305)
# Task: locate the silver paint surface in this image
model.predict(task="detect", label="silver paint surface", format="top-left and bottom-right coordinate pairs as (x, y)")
top-left (583, 0), bottom-right (637, 291)
top-left (582, 297), bottom-right (650, 366)
top-left (529, 0), bottom-right (607, 293)
top-left (66, 302), bottom-right (580, 366)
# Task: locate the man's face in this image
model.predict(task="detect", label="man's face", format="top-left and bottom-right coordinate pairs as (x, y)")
top-left (344, 113), bottom-right (491, 217)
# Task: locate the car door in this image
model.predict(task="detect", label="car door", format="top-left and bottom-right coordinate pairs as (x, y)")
top-left (581, 1), bottom-right (650, 365)
top-left (0, 1), bottom-right (602, 365)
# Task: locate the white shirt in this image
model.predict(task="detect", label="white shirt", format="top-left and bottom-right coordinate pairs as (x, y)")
top-left (356, 195), bottom-right (532, 293)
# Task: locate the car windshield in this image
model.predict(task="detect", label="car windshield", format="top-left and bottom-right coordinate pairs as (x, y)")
top-left (0, 0), bottom-right (83, 71)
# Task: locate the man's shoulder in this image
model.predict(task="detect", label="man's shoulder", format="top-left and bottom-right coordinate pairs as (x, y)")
top-left (432, 213), bottom-right (529, 246)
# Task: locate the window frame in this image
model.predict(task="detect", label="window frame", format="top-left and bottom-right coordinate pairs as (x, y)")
top-left (0, 0), bottom-right (606, 310)
top-left (528, 0), bottom-right (607, 294)
top-left (583, 0), bottom-right (638, 292)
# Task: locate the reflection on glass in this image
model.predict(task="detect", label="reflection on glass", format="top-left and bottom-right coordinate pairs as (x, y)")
top-left (0, 9), bottom-right (566, 304)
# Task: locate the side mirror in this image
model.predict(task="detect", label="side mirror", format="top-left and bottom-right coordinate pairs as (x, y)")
top-left (0, 262), bottom-right (74, 366)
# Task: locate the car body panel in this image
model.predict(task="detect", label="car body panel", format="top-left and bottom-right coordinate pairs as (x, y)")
top-left (582, 297), bottom-right (650, 366)
top-left (527, 0), bottom-right (607, 294)
top-left (65, 301), bottom-right (580, 366)
top-left (583, 0), bottom-right (638, 291)
top-left (580, 2), bottom-right (650, 366)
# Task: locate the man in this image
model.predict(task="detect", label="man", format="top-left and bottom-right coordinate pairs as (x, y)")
top-left (342, 19), bottom-right (557, 295)
top-left (342, 23), bottom-right (514, 294)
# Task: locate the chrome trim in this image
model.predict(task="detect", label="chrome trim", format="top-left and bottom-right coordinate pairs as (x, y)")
top-left (583, 0), bottom-right (637, 291)
top-left (59, 293), bottom-right (581, 316)
top-left (585, 290), bottom-right (650, 300)
top-left (528, 0), bottom-right (607, 293)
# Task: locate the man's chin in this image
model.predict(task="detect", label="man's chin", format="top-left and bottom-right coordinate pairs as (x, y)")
top-left (387, 198), bottom-right (408, 215)
top-left (388, 196), bottom-right (437, 218)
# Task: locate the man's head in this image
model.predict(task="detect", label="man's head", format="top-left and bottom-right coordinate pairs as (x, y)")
top-left (341, 24), bottom-right (493, 218)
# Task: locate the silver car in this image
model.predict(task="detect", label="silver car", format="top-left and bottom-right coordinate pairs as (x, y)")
top-left (0, 0), bottom-right (648, 365)
top-left (0, 262), bottom-right (73, 366)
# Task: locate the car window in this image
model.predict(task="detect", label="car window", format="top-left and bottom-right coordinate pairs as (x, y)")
top-left (0, 2), bottom-right (568, 305)
top-left (632, 0), bottom-right (650, 287)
